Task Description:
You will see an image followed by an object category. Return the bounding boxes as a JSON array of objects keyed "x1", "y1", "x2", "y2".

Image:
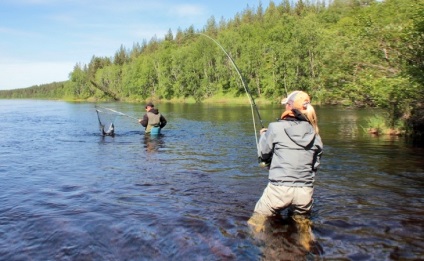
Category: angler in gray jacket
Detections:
[{"x1": 250, "y1": 91, "x2": 323, "y2": 221}]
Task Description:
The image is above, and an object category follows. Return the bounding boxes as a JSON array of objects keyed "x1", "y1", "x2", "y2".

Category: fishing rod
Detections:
[{"x1": 198, "y1": 33, "x2": 265, "y2": 148}]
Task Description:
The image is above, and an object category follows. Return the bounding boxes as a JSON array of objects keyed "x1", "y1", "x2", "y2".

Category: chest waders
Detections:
[{"x1": 146, "y1": 112, "x2": 161, "y2": 135}]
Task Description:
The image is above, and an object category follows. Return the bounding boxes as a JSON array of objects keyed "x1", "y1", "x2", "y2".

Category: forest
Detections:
[{"x1": 1, "y1": 0, "x2": 423, "y2": 136}]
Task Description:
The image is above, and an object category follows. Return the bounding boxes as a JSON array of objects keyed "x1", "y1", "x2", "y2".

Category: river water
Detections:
[{"x1": 0, "y1": 99, "x2": 423, "y2": 260}]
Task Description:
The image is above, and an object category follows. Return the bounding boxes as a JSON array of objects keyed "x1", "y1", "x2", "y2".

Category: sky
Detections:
[{"x1": 0, "y1": 0, "x2": 269, "y2": 90}]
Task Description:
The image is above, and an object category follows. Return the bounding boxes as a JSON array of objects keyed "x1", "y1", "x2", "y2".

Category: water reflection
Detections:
[
  {"x1": 142, "y1": 134, "x2": 165, "y2": 153},
  {"x1": 1, "y1": 100, "x2": 423, "y2": 260}
]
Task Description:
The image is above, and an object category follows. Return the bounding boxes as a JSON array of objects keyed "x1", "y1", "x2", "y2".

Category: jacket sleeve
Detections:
[
  {"x1": 140, "y1": 114, "x2": 148, "y2": 127},
  {"x1": 159, "y1": 115, "x2": 167, "y2": 128},
  {"x1": 312, "y1": 134, "x2": 324, "y2": 171},
  {"x1": 258, "y1": 125, "x2": 274, "y2": 161}
]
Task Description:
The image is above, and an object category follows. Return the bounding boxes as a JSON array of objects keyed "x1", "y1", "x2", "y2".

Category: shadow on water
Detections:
[{"x1": 248, "y1": 215, "x2": 324, "y2": 260}]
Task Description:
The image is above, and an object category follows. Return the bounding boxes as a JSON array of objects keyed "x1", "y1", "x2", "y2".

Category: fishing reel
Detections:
[{"x1": 258, "y1": 157, "x2": 272, "y2": 169}]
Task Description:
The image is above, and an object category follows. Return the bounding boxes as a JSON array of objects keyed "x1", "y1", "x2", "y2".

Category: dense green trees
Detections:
[
  {"x1": 0, "y1": 81, "x2": 67, "y2": 99},
  {"x1": 1, "y1": 0, "x2": 423, "y2": 135}
]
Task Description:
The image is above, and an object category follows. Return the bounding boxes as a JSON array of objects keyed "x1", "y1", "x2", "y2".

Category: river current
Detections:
[{"x1": 0, "y1": 99, "x2": 423, "y2": 260}]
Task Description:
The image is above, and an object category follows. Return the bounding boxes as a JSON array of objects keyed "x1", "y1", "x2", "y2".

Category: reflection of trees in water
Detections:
[
  {"x1": 337, "y1": 114, "x2": 360, "y2": 139},
  {"x1": 248, "y1": 214, "x2": 323, "y2": 260},
  {"x1": 143, "y1": 135, "x2": 165, "y2": 153}
]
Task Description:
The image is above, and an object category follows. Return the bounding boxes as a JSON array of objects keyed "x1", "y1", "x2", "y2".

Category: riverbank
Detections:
[{"x1": 85, "y1": 93, "x2": 280, "y2": 105}]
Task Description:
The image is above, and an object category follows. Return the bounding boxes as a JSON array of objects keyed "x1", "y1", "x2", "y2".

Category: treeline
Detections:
[
  {"x1": 0, "y1": 81, "x2": 67, "y2": 99},
  {"x1": 1, "y1": 0, "x2": 423, "y2": 134}
]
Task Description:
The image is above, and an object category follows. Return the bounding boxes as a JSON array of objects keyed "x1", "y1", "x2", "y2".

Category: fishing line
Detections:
[{"x1": 199, "y1": 33, "x2": 264, "y2": 148}]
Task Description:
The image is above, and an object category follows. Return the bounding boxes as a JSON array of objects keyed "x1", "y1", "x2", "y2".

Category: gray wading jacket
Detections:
[{"x1": 258, "y1": 119, "x2": 323, "y2": 187}]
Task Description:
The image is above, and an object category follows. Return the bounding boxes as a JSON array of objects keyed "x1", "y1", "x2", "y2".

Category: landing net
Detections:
[{"x1": 95, "y1": 106, "x2": 120, "y2": 136}]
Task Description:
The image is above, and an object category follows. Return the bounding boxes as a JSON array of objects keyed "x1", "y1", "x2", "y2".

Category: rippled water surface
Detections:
[{"x1": 0, "y1": 100, "x2": 423, "y2": 260}]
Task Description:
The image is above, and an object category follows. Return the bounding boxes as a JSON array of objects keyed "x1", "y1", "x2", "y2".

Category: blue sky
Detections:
[{"x1": 0, "y1": 0, "x2": 269, "y2": 90}]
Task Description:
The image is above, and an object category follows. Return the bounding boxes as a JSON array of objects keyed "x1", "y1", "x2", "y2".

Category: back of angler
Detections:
[{"x1": 138, "y1": 102, "x2": 167, "y2": 135}]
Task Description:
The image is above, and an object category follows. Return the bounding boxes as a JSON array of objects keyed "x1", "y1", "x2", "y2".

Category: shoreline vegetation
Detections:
[
  {"x1": 4, "y1": 93, "x2": 410, "y2": 137},
  {"x1": 1, "y1": 0, "x2": 423, "y2": 138}
]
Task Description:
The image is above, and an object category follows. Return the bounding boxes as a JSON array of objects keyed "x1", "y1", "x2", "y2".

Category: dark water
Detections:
[{"x1": 0, "y1": 100, "x2": 423, "y2": 260}]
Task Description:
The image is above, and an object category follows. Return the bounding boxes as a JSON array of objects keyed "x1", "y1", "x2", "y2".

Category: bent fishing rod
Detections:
[{"x1": 198, "y1": 33, "x2": 265, "y2": 148}]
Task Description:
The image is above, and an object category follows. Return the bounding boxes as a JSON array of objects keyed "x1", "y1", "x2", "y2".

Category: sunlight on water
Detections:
[{"x1": 0, "y1": 100, "x2": 422, "y2": 260}]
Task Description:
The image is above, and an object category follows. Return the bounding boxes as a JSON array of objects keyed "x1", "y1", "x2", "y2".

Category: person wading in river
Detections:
[
  {"x1": 138, "y1": 102, "x2": 167, "y2": 134},
  {"x1": 248, "y1": 90, "x2": 323, "y2": 250}
]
